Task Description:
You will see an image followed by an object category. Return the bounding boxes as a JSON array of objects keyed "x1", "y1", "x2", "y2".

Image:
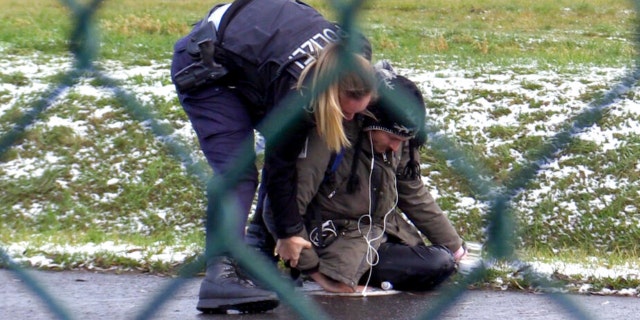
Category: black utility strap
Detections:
[{"x1": 216, "y1": 0, "x2": 254, "y2": 41}]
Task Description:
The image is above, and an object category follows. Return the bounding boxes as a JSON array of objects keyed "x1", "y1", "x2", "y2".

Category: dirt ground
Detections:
[{"x1": 1, "y1": 269, "x2": 638, "y2": 320}]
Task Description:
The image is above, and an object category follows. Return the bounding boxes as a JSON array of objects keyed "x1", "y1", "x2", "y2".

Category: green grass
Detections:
[{"x1": 0, "y1": 0, "x2": 636, "y2": 67}]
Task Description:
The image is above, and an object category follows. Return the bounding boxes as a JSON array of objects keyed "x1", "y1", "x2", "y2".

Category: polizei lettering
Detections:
[{"x1": 288, "y1": 28, "x2": 340, "y2": 71}]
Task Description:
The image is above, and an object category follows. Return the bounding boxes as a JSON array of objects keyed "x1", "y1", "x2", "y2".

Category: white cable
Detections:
[{"x1": 359, "y1": 132, "x2": 399, "y2": 295}]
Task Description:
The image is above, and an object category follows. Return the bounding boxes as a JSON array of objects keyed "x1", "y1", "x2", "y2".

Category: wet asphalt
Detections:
[{"x1": 1, "y1": 269, "x2": 638, "y2": 320}]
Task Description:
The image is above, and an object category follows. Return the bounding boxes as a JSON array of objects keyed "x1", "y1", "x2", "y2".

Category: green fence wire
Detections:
[{"x1": 1, "y1": 0, "x2": 639, "y2": 319}]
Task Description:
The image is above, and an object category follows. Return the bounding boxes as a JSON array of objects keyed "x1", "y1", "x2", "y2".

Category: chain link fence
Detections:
[{"x1": 1, "y1": 0, "x2": 639, "y2": 319}]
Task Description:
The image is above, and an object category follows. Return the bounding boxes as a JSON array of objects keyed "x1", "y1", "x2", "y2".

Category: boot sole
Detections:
[{"x1": 197, "y1": 297, "x2": 279, "y2": 314}]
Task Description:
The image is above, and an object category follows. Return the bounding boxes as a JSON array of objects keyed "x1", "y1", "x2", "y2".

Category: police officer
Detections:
[{"x1": 170, "y1": 0, "x2": 375, "y2": 313}]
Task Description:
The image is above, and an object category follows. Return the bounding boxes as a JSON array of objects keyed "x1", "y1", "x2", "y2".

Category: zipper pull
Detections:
[{"x1": 328, "y1": 190, "x2": 336, "y2": 199}]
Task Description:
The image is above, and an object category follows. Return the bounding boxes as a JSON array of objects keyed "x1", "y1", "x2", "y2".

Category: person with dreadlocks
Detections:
[{"x1": 257, "y1": 62, "x2": 467, "y2": 293}]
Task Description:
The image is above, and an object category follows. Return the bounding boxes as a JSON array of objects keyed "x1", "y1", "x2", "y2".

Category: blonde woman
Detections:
[{"x1": 170, "y1": 0, "x2": 375, "y2": 314}]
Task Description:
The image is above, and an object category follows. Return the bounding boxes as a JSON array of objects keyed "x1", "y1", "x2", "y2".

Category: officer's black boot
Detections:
[{"x1": 196, "y1": 256, "x2": 279, "y2": 314}]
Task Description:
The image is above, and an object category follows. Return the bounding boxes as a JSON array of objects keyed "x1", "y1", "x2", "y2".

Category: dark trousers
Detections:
[
  {"x1": 171, "y1": 43, "x2": 258, "y2": 240},
  {"x1": 368, "y1": 242, "x2": 456, "y2": 291}
]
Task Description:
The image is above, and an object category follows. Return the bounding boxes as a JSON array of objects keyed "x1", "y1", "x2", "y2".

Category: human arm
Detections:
[
  {"x1": 263, "y1": 76, "x2": 331, "y2": 269},
  {"x1": 264, "y1": 124, "x2": 312, "y2": 265},
  {"x1": 286, "y1": 127, "x2": 336, "y2": 271},
  {"x1": 396, "y1": 145, "x2": 464, "y2": 254},
  {"x1": 260, "y1": 76, "x2": 313, "y2": 240}
]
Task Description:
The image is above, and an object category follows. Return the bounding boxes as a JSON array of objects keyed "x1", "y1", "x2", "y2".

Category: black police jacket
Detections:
[{"x1": 215, "y1": 0, "x2": 341, "y2": 238}]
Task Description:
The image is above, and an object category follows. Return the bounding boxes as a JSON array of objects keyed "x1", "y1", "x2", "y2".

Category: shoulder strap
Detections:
[
  {"x1": 323, "y1": 148, "x2": 345, "y2": 182},
  {"x1": 329, "y1": 149, "x2": 345, "y2": 174},
  {"x1": 217, "y1": 0, "x2": 253, "y2": 40}
]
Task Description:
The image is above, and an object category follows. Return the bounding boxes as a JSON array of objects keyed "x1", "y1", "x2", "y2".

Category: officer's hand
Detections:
[{"x1": 275, "y1": 236, "x2": 311, "y2": 268}]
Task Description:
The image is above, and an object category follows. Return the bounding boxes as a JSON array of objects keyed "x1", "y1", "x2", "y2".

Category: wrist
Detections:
[
  {"x1": 276, "y1": 221, "x2": 304, "y2": 239},
  {"x1": 453, "y1": 246, "x2": 466, "y2": 261}
]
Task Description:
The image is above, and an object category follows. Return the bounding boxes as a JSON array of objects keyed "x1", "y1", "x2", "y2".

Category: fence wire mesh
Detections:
[{"x1": 1, "y1": 0, "x2": 639, "y2": 319}]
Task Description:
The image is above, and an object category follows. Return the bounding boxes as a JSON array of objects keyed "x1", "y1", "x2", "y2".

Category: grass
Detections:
[
  {"x1": 0, "y1": 0, "x2": 636, "y2": 66},
  {"x1": 1, "y1": 0, "x2": 640, "y2": 295}
]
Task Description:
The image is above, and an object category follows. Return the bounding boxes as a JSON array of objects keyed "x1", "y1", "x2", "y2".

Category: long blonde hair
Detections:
[{"x1": 297, "y1": 43, "x2": 376, "y2": 152}]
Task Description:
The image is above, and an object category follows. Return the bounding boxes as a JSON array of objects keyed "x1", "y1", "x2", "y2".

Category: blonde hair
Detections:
[{"x1": 297, "y1": 43, "x2": 376, "y2": 152}]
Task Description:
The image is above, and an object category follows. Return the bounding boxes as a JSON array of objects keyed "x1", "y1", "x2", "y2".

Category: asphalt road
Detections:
[{"x1": 1, "y1": 269, "x2": 638, "y2": 320}]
